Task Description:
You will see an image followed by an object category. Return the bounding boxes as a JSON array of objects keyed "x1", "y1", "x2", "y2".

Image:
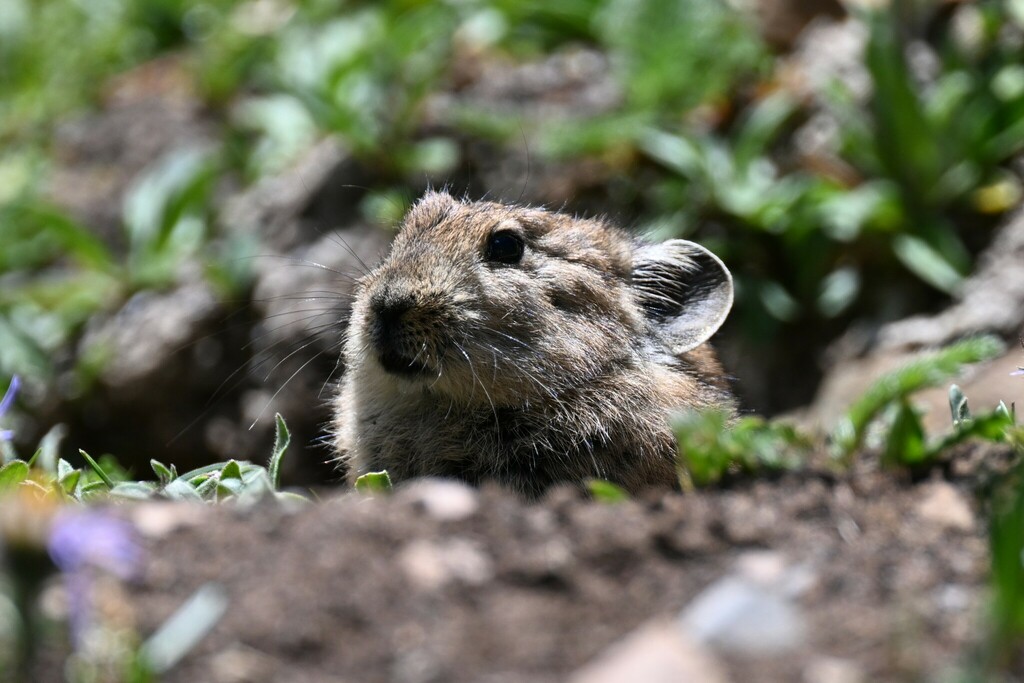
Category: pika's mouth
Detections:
[
  {"x1": 369, "y1": 318, "x2": 437, "y2": 377},
  {"x1": 376, "y1": 347, "x2": 432, "y2": 377}
]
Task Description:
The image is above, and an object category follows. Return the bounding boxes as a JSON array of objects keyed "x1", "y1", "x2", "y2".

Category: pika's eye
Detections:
[{"x1": 485, "y1": 231, "x2": 525, "y2": 264}]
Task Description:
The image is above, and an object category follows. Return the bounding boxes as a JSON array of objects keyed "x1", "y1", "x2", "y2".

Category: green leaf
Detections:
[
  {"x1": 80, "y1": 449, "x2": 115, "y2": 489},
  {"x1": 57, "y1": 457, "x2": 74, "y2": 482},
  {"x1": 219, "y1": 460, "x2": 242, "y2": 481},
  {"x1": 832, "y1": 336, "x2": 1005, "y2": 459},
  {"x1": 0, "y1": 460, "x2": 30, "y2": 491},
  {"x1": 354, "y1": 470, "x2": 393, "y2": 494},
  {"x1": 216, "y1": 477, "x2": 244, "y2": 500},
  {"x1": 733, "y1": 92, "x2": 797, "y2": 168},
  {"x1": 194, "y1": 476, "x2": 219, "y2": 500},
  {"x1": 949, "y1": 384, "x2": 971, "y2": 426},
  {"x1": 36, "y1": 424, "x2": 66, "y2": 475},
  {"x1": 986, "y1": 460, "x2": 1024, "y2": 655},
  {"x1": 882, "y1": 400, "x2": 927, "y2": 466},
  {"x1": 893, "y1": 234, "x2": 965, "y2": 294},
  {"x1": 674, "y1": 409, "x2": 808, "y2": 487},
  {"x1": 586, "y1": 479, "x2": 629, "y2": 503},
  {"x1": 179, "y1": 462, "x2": 244, "y2": 483},
  {"x1": 110, "y1": 481, "x2": 158, "y2": 500},
  {"x1": 57, "y1": 462, "x2": 81, "y2": 496},
  {"x1": 268, "y1": 413, "x2": 291, "y2": 490},
  {"x1": 274, "y1": 491, "x2": 311, "y2": 505},
  {"x1": 151, "y1": 459, "x2": 175, "y2": 485},
  {"x1": 163, "y1": 478, "x2": 203, "y2": 501},
  {"x1": 236, "y1": 470, "x2": 274, "y2": 505},
  {"x1": 8, "y1": 201, "x2": 116, "y2": 271}
]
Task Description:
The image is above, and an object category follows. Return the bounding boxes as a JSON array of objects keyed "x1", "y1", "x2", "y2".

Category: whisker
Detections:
[{"x1": 249, "y1": 348, "x2": 333, "y2": 430}]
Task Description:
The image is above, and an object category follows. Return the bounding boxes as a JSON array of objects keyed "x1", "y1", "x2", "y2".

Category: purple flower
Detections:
[
  {"x1": 47, "y1": 511, "x2": 140, "y2": 647},
  {"x1": 47, "y1": 511, "x2": 138, "y2": 578},
  {"x1": 0, "y1": 375, "x2": 18, "y2": 441}
]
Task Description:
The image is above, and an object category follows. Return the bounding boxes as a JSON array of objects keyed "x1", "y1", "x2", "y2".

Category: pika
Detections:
[{"x1": 332, "y1": 192, "x2": 734, "y2": 496}]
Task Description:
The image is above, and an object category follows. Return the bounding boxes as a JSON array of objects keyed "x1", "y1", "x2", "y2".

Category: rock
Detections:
[
  {"x1": 734, "y1": 550, "x2": 818, "y2": 597},
  {"x1": 680, "y1": 567, "x2": 808, "y2": 655},
  {"x1": 398, "y1": 478, "x2": 480, "y2": 522},
  {"x1": 209, "y1": 644, "x2": 279, "y2": 683},
  {"x1": 914, "y1": 482, "x2": 975, "y2": 532},
  {"x1": 568, "y1": 620, "x2": 730, "y2": 683},
  {"x1": 803, "y1": 656, "x2": 864, "y2": 683},
  {"x1": 79, "y1": 284, "x2": 221, "y2": 391},
  {"x1": 219, "y1": 138, "x2": 359, "y2": 251},
  {"x1": 754, "y1": 0, "x2": 845, "y2": 50},
  {"x1": 398, "y1": 538, "x2": 494, "y2": 591},
  {"x1": 130, "y1": 502, "x2": 206, "y2": 539},
  {"x1": 785, "y1": 18, "x2": 871, "y2": 103}
]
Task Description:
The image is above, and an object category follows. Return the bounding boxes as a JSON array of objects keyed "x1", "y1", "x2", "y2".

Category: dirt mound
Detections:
[{"x1": 122, "y1": 449, "x2": 1001, "y2": 683}]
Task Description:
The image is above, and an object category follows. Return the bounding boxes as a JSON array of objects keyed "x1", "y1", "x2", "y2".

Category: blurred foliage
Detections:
[
  {"x1": 0, "y1": 413, "x2": 304, "y2": 504},
  {"x1": 674, "y1": 408, "x2": 810, "y2": 487},
  {"x1": 1, "y1": 0, "x2": 1023, "y2": 413},
  {"x1": 674, "y1": 335, "x2": 1017, "y2": 486}
]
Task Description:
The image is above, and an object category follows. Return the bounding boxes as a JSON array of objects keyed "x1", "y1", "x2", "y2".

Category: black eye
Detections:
[{"x1": 485, "y1": 231, "x2": 525, "y2": 264}]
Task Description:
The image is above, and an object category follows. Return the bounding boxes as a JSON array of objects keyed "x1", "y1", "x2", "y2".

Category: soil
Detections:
[{"x1": 119, "y1": 445, "x2": 1010, "y2": 683}]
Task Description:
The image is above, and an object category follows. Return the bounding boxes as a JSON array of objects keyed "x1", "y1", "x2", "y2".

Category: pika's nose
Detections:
[
  {"x1": 367, "y1": 291, "x2": 428, "y2": 376},
  {"x1": 369, "y1": 293, "x2": 414, "y2": 334}
]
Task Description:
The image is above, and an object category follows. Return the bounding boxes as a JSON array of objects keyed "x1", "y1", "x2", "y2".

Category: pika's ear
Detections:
[{"x1": 632, "y1": 239, "x2": 733, "y2": 352}]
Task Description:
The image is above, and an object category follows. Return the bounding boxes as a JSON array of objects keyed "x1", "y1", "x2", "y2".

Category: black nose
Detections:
[
  {"x1": 371, "y1": 295, "x2": 413, "y2": 335},
  {"x1": 368, "y1": 293, "x2": 428, "y2": 375},
  {"x1": 370, "y1": 294, "x2": 409, "y2": 325}
]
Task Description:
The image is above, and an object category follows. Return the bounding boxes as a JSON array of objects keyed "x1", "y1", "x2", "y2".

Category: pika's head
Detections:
[{"x1": 346, "y1": 192, "x2": 733, "y2": 406}]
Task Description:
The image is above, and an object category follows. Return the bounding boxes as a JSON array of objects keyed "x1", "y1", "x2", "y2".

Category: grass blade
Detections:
[{"x1": 268, "y1": 413, "x2": 291, "y2": 490}]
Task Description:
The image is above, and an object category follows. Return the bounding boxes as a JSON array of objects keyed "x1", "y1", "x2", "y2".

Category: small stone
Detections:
[
  {"x1": 209, "y1": 644, "x2": 278, "y2": 683},
  {"x1": 734, "y1": 551, "x2": 788, "y2": 585},
  {"x1": 914, "y1": 482, "x2": 974, "y2": 532},
  {"x1": 935, "y1": 584, "x2": 972, "y2": 613},
  {"x1": 400, "y1": 478, "x2": 480, "y2": 522},
  {"x1": 803, "y1": 656, "x2": 864, "y2": 683},
  {"x1": 399, "y1": 538, "x2": 494, "y2": 591},
  {"x1": 734, "y1": 551, "x2": 817, "y2": 598},
  {"x1": 568, "y1": 620, "x2": 730, "y2": 683},
  {"x1": 130, "y1": 502, "x2": 205, "y2": 538},
  {"x1": 680, "y1": 575, "x2": 807, "y2": 655}
]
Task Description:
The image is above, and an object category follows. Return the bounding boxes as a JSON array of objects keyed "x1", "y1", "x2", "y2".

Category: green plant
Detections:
[
  {"x1": 353, "y1": 470, "x2": 393, "y2": 494},
  {"x1": 585, "y1": 478, "x2": 629, "y2": 503},
  {"x1": 674, "y1": 409, "x2": 809, "y2": 488},
  {"x1": 674, "y1": 335, "x2": 1013, "y2": 487},
  {"x1": 0, "y1": 413, "x2": 304, "y2": 505},
  {"x1": 831, "y1": 335, "x2": 1006, "y2": 462}
]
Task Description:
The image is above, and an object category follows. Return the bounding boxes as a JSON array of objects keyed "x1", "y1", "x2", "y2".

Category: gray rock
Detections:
[
  {"x1": 680, "y1": 555, "x2": 810, "y2": 655},
  {"x1": 399, "y1": 538, "x2": 494, "y2": 591},
  {"x1": 398, "y1": 478, "x2": 481, "y2": 522},
  {"x1": 569, "y1": 620, "x2": 730, "y2": 683},
  {"x1": 914, "y1": 482, "x2": 975, "y2": 532}
]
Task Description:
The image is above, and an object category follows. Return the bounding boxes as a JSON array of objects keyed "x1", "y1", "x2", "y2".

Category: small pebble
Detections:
[
  {"x1": 680, "y1": 573, "x2": 807, "y2": 655},
  {"x1": 400, "y1": 478, "x2": 480, "y2": 521},
  {"x1": 568, "y1": 620, "x2": 730, "y2": 683},
  {"x1": 914, "y1": 482, "x2": 974, "y2": 532},
  {"x1": 130, "y1": 502, "x2": 205, "y2": 538},
  {"x1": 803, "y1": 656, "x2": 864, "y2": 683},
  {"x1": 399, "y1": 538, "x2": 494, "y2": 591}
]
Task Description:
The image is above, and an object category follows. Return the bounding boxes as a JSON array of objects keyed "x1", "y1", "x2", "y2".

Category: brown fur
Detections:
[{"x1": 332, "y1": 192, "x2": 734, "y2": 496}]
